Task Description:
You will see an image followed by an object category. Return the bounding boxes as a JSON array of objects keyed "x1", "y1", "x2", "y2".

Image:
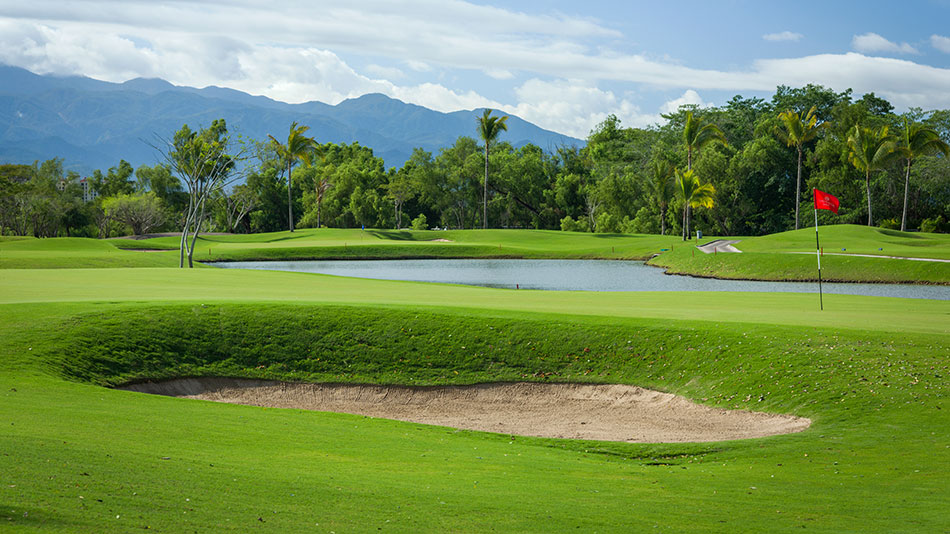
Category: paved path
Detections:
[{"x1": 697, "y1": 239, "x2": 742, "y2": 253}]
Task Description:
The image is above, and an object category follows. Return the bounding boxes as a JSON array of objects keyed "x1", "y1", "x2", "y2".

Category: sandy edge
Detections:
[{"x1": 121, "y1": 378, "x2": 810, "y2": 443}]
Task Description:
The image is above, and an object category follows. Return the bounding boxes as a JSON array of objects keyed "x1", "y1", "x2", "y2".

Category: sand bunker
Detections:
[{"x1": 121, "y1": 379, "x2": 810, "y2": 443}]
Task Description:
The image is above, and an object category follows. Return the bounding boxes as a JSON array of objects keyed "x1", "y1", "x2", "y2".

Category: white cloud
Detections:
[
  {"x1": 762, "y1": 31, "x2": 803, "y2": 42},
  {"x1": 390, "y1": 83, "x2": 504, "y2": 114},
  {"x1": 365, "y1": 64, "x2": 406, "y2": 80},
  {"x1": 659, "y1": 90, "x2": 709, "y2": 114},
  {"x1": 750, "y1": 53, "x2": 950, "y2": 110},
  {"x1": 484, "y1": 68, "x2": 515, "y2": 80},
  {"x1": 932, "y1": 34, "x2": 950, "y2": 54},
  {"x1": 5, "y1": 3, "x2": 950, "y2": 138},
  {"x1": 406, "y1": 60, "x2": 432, "y2": 72},
  {"x1": 852, "y1": 32, "x2": 918, "y2": 55},
  {"x1": 502, "y1": 79, "x2": 664, "y2": 138}
]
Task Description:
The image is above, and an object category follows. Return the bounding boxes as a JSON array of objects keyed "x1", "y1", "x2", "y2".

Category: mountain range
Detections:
[{"x1": 0, "y1": 66, "x2": 582, "y2": 174}]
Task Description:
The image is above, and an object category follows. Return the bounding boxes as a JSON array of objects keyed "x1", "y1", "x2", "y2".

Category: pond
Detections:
[{"x1": 208, "y1": 259, "x2": 949, "y2": 300}]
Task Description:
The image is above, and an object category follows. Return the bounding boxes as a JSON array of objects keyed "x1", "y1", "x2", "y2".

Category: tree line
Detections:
[{"x1": 2, "y1": 84, "x2": 949, "y2": 250}]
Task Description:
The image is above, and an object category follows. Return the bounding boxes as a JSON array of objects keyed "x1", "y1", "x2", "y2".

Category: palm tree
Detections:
[
  {"x1": 675, "y1": 168, "x2": 715, "y2": 241},
  {"x1": 847, "y1": 125, "x2": 897, "y2": 227},
  {"x1": 775, "y1": 106, "x2": 826, "y2": 230},
  {"x1": 268, "y1": 122, "x2": 317, "y2": 232},
  {"x1": 683, "y1": 111, "x2": 727, "y2": 171},
  {"x1": 681, "y1": 111, "x2": 726, "y2": 239},
  {"x1": 648, "y1": 159, "x2": 674, "y2": 235},
  {"x1": 476, "y1": 109, "x2": 508, "y2": 229},
  {"x1": 894, "y1": 118, "x2": 949, "y2": 231}
]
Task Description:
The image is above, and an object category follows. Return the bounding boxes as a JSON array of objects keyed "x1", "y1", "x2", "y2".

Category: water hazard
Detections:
[{"x1": 208, "y1": 259, "x2": 949, "y2": 300}]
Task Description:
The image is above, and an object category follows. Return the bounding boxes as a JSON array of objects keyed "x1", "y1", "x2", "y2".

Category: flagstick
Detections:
[{"x1": 814, "y1": 204, "x2": 823, "y2": 311}]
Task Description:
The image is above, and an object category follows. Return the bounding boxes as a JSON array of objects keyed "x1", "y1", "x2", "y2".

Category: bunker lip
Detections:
[{"x1": 121, "y1": 378, "x2": 811, "y2": 443}]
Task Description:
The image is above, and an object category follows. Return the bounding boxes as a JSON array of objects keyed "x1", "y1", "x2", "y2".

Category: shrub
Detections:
[
  {"x1": 411, "y1": 214, "x2": 428, "y2": 231},
  {"x1": 559, "y1": 216, "x2": 589, "y2": 232},
  {"x1": 878, "y1": 218, "x2": 900, "y2": 230},
  {"x1": 920, "y1": 215, "x2": 948, "y2": 233}
]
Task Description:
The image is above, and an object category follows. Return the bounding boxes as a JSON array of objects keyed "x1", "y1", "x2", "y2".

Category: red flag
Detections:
[{"x1": 814, "y1": 189, "x2": 839, "y2": 214}]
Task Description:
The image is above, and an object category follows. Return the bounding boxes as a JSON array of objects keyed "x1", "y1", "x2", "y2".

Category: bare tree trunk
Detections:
[
  {"x1": 179, "y1": 194, "x2": 194, "y2": 268},
  {"x1": 865, "y1": 171, "x2": 873, "y2": 226},
  {"x1": 660, "y1": 205, "x2": 666, "y2": 236},
  {"x1": 901, "y1": 160, "x2": 911, "y2": 232},
  {"x1": 187, "y1": 196, "x2": 206, "y2": 268}
]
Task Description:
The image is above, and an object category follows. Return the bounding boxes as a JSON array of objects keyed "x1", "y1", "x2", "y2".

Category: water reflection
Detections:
[{"x1": 208, "y1": 259, "x2": 949, "y2": 300}]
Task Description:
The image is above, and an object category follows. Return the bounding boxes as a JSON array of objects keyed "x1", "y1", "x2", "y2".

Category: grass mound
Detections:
[
  {"x1": 52, "y1": 303, "x2": 944, "y2": 422},
  {"x1": 650, "y1": 225, "x2": 950, "y2": 283}
]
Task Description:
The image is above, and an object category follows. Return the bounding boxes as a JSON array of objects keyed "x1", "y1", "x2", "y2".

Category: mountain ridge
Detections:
[{"x1": 0, "y1": 66, "x2": 582, "y2": 173}]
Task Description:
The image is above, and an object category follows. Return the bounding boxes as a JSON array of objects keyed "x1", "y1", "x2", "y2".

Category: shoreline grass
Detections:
[{"x1": 3, "y1": 225, "x2": 948, "y2": 284}]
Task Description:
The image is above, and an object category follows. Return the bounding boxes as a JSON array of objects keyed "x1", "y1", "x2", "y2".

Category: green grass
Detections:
[
  {"x1": 1, "y1": 268, "x2": 947, "y2": 334},
  {"x1": 1, "y1": 228, "x2": 948, "y2": 532},
  {"x1": 650, "y1": 225, "x2": 950, "y2": 284},
  {"x1": 1, "y1": 294, "x2": 948, "y2": 532},
  {"x1": 5, "y1": 226, "x2": 948, "y2": 284},
  {"x1": 0, "y1": 237, "x2": 179, "y2": 268}
]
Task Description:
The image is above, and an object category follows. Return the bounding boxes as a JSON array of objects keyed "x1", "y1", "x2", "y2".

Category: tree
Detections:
[
  {"x1": 648, "y1": 159, "x2": 675, "y2": 235},
  {"x1": 385, "y1": 168, "x2": 416, "y2": 229},
  {"x1": 683, "y1": 111, "x2": 728, "y2": 171},
  {"x1": 681, "y1": 111, "x2": 726, "y2": 239},
  {"x1": 675, "y1": 168, "x2": 715, "y2": 241},
  {"x1": 102, "y1": 192, "x2": 166, "y2": 235},
  {"x1": 895, "y1": 117, "x2": 950, "y2": 231},
  {"x1": 775, "y1": 105, "x2": 827, "y2": 230},
  {"x1": 847, "y1": 125, "x2": 897, "y2": 226},
  {"x1": 222, "y1": 184, "x2": 258, "y2": 232},
  {"x1": 158, "y1": 119, "x2": 239, "y2": 268},
  {"x1": 90, "y1": 160, "x2": 135, "y2": 198},
  {"x1": 268, "y1": 122, "x2": 317, "y2": 232},
  {"x1": 476, "y1": 109, "x2": 508, "y2": 229}
]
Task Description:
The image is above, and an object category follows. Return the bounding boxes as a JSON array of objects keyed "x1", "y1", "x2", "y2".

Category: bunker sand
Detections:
[{"x1": 123, "y1": 378, "x2": 810, "y2": 443}]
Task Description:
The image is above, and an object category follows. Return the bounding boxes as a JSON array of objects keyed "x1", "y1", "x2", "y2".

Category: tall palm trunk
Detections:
[
  {"x1": 660, "y1": 205, "x2": 666, "y2": 236},
  {"x1": 901, "y1": 160, "x2": 911, "y2": 231},
  {"x1": 795, "y1": 146, "x2": 802, "y2": 230},
  {"x1": 287, "y1": 162, "x2": 294, "y2": 232},
  {"x1": 685, "y1": 149, "x2": 692, "y2": 240},
  {"x1": 483, "y1": 145, "x2": 488, "y2": 230},
  {"x1": 682, "y1": 205, "x2": 688, "y2": 241},
  {"x1": 865, "y1": 171, "x2": 873, "y2": 226}
]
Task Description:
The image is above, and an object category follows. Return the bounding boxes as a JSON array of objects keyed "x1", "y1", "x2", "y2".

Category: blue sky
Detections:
[{"x1": 2, "y1": 0, "x2": 950, "y2": 138}]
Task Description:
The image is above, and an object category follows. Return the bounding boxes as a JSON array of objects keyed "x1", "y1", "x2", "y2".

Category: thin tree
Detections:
[
  {"x1": 895, "y1": 117, "x2": 949, "y2": 231},
  {"x1": 648, "y1": 159, "x2": 674, "y2": 235},
  {"x1": 775, "y1": 105, "x2": 826, "y2": 230},
  {"x1": 476, "y1": 109, "x2": 508, "y2": 229},
  {"x1": 268, "y1": 122, "x2": 317, "y2": 232},
  {"x1": 675, "y1": 168, "x2": 715, "y2": 241},
  {"x1": 681, "y1": 111, "x2": 726, "y2": 239},
  {"x1": 155, "y1": 120, "x2": 240, "y2": 268},
  {"x1": 847, "y1": 125, "x2": 897, "y2": 227}
]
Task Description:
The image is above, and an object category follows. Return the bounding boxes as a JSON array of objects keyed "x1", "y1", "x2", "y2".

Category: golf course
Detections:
[{"x1": 1, "y1": 226, "x2": 948, "y2": 532}]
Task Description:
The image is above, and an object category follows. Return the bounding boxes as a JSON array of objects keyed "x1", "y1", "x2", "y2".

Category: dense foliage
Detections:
[{"x1": 2, "y1": 85, "x2": 948, "y2": 238}]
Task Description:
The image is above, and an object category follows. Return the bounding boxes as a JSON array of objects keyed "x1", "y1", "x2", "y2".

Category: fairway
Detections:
[{"x1": 1, "y1": 231, "x2": 948, "y2": 533}]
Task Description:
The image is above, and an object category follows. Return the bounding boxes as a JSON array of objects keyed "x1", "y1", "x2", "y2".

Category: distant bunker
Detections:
[{"x1": 122, "y1": 379, "x2": 811, "y2": 443}]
